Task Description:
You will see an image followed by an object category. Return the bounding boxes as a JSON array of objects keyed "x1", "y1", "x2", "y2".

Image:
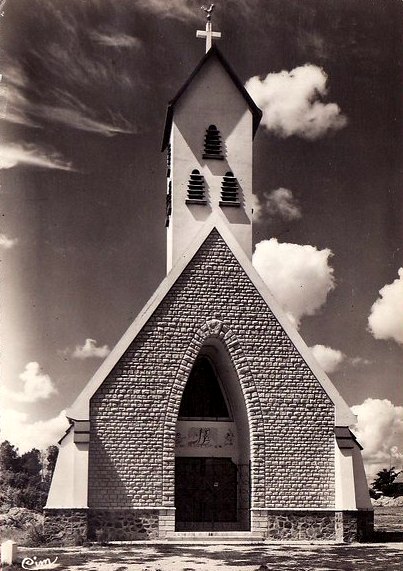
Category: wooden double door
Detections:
[{"x1": 175, "y1": 457, "x2": 238, "y2": 530}]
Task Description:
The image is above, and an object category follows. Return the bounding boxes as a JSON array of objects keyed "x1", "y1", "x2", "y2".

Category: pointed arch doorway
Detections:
[{"x1": 175, "y1": 341, "x2": 251, "y2": 531}]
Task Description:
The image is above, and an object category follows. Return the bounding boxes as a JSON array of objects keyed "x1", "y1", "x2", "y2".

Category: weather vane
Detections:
[
  {"x1": 196, "y1": 4, "x2": 222, "y2": 53},
  {"x1": 201, "y1": 4, "x2": 215, "y2": 21}
]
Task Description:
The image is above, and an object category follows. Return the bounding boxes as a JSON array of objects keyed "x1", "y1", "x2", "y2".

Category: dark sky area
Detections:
[{"x1": 0, "y1": 0, "x2": 402, "y2": 469}]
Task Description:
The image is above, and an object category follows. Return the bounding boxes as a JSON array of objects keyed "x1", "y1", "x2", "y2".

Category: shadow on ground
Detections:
[
  {"x1": 371, "y1": 530, "x2": 403, "y2": 542},
  {"x1": 14, "y1": 542, "x2": 403, "y2": 571}
]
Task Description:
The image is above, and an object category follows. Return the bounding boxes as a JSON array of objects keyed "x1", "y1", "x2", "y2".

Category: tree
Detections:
[
  {"x1": 371, "y1": 467, "x2": 400, "y2": 497},
  {"x1": 0, "y1": 440, "x2": 20, "y2": 473},
  {"x1": 0, "y1": 441, "x2": 22, "y2": 511},
  {"x1": 0, "y1": 441, "x2": 60, "y2": 512},
  {"x1": 44, "y1": 445, "x2": 59, "y2": 483}
]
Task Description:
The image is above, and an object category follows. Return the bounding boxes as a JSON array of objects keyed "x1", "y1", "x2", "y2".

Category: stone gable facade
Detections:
[{"x1": 89, "y1": 230, "x2": 335, "y2": 513}]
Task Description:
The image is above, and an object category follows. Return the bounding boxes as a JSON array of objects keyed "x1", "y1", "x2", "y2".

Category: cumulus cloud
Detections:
[
  {"x1": 0, "y1": 233, "x2": 18, "y2": 249},
  {"x1": 3, "y1": 362, "x2": 57, "y2": 403},
  {"x1": 71, "y1": 338, "x2": 110, "y2": 360},
  {"x1": 245, "y1": 64, "x2": 347, "y2": 140},
  {"x1": 252, "y1": 239, "x2": 335, "y2": 327},
  {"x1": 0, "y1": 143, "x2": 73, "y2": 171},
  {"x1": 351, "y1": 399, "x2": 403, "y2": 482},
  {"x1": 310, "y1": 344, "x2": 345, "y2": 374},
  {"x1": 0, "y1": 409, "x2": 70, "y2": 453},
  {"x1": 90, "y1": 31, "x2": 143, "y2": 49},
  {"x1": 254, "y1": 188, "x2": 301, "y2": 223},
  {"x1": 368, "y1": 268, "x2": 403, "y2": 345}
]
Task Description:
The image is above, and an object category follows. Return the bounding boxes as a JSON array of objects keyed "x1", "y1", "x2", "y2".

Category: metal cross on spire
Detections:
[{"x1": 196, "y1": 4, "x2": 222, "y2": 53}]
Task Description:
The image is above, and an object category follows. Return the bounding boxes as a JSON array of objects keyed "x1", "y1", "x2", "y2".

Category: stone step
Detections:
[{"x1": 165, "y1": 531, "x2": 265, "y2": 543}]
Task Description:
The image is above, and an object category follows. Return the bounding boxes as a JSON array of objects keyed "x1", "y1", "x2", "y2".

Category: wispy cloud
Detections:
[
  {"x1": 37, "y1": 98, "x2": 134, "y2": 136},
  {"x1": 350, "y1": 356, "x2": 372, "y2": 367},
  {"x1": 1, "y1": 0, "x2": 140, "y2": 137},
  {"x1": 2, "y1": 362, "x2": 58, "y2": 403},
  {"x1": 135, "y1": 0, "x2": 259, "y2": 21},
  {"x1": 135, "y1": 0, "x2": 198, "y2": 20},
  {"x1": 254, "y1": 188, "x2": 301, "y2": 223},
  {"x1": 0, "y1": 233, "x2": 18, "y2": 249},
  {"x1": 2, "y1": 63, "x2": 136, "y2": 136},
  {"x1": 0, "y1": 143, "x2": 73, "y2": 171},
  {"x1": 253, "y1": 239, "x2": 335, "y2": 328},
  {"x1": 90, "y1": 31, "x2": 143, "y2": 49},
  {"x1": 0, "y1": 72, "x2": 38, "y2": 127},
  {"x1": 246, "y1": 64, "x2": 347, "y2": 140}
]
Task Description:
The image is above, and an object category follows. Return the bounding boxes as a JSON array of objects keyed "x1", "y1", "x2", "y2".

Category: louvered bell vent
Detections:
[
  {"x1": 203, "y1": 125, "x2": 224, "y2": 159},
  {"x1": 186, "y1": 169, "x2": 206, "y2": 204},
  {"x1": 220, "y1": 171, "x2": 240, "y2": 206},
  {"x1": 166, "y1": 143, "x2": 171, "y2": 178}
]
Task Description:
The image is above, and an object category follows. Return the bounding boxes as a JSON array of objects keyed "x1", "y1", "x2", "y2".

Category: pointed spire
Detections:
[{"x1": 196, "y1": 4, "x2": 222, "y2": 53}]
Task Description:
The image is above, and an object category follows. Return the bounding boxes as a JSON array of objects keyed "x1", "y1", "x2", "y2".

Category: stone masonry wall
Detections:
[
  {"x1": 88, "y1": 509, "x2": 158, "y2": 541},
  {"x1": 44, "y1": 509, "x2": 88, "y2": 545},
  {"x1": 89, "y1": 229, "x2": 335, "y2": 510},
  {"x1": 264, "y1": 511, "x2": 336, "y2": 541}
]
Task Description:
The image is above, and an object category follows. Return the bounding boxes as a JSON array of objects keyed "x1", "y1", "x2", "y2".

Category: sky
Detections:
[{"x1": 0, "y1": 0, "x2": 402, "y2": 482}]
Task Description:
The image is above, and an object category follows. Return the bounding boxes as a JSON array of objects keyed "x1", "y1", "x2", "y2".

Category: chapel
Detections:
[{"x1": 45, "y1": 13, "x2": 373, "y2": 543}]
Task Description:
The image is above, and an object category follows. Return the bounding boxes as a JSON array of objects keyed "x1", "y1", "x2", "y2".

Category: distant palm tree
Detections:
[{"x1": 371, "y1": 467, "x2": 401, "y2": 497}]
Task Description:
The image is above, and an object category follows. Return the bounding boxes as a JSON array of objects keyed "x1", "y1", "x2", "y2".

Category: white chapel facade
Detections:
[{"x1": 45, "y1": 20, "x2": 373, "y2": 542}]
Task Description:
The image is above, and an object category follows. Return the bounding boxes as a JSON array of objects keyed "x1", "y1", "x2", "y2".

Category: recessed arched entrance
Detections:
[{"x1": 175, "y1": 341, "x2": 250, "y2": 531}]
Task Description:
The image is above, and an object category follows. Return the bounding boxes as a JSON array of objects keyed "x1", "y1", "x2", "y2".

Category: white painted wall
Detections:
[
  {"x1": 352, "y1": 444, "x2": 373, "y2": 509},
  {"x1": 45, "y1": 428, "x2": 89, "y2": 508},
  {"x1": 335, "y1": 444, "x2": 357, "y2": 510},
  {"x1": 335, "y1": 439, "x2": 373, "y2": 511}
]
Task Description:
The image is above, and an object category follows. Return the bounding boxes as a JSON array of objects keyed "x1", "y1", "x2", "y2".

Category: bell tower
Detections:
[{"x1": 162, "y1": 9, "x2": 262, "y2": 273}]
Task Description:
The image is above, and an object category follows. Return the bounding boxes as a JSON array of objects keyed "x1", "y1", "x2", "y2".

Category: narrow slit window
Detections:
[
  {"x1": 203, "y1": 125, "x2": 224, "y2": 159},
  {"x1": 186, "y1": 169, "x2": 206, "y2": 204},
  {"x1": 220, "y1": 171, "x2": 240, "y2": 206}
]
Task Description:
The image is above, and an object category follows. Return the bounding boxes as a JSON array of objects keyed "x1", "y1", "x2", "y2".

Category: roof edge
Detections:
[{"x1": 161, "y1": 45, "x2": 262, "y2": 151}]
